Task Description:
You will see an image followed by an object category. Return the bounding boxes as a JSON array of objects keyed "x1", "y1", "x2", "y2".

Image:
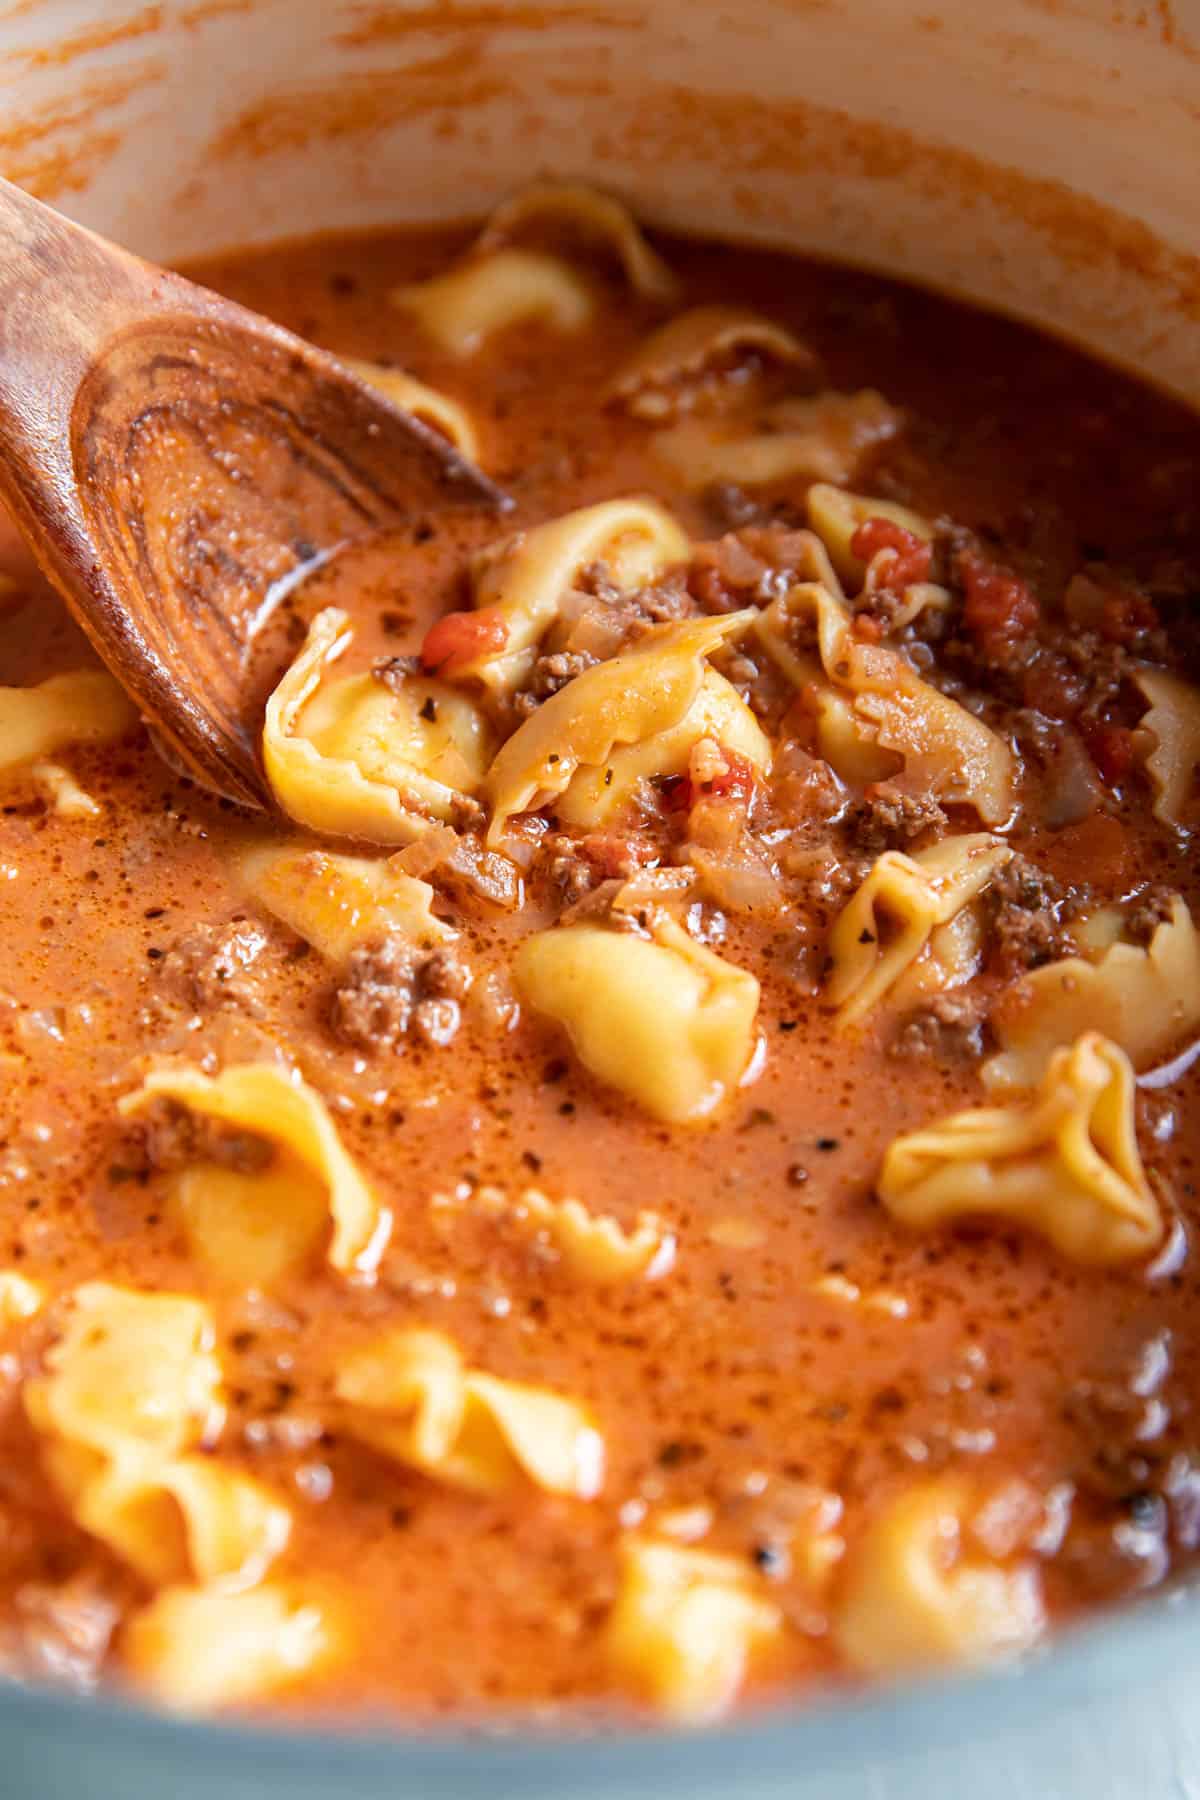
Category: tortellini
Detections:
[
  {"x1": 392, "y1": 248, "x2": 595, "y2": 356},
  {"x1": 263, "y1": 608, "x2": 493, "y2": 845},
  {"x1": 486, "y1": 610, "x2": 755, "y2": 844},
  {"x1": 878, "y1": 1032, "x2": 1163, "y2": 1266},
  {"x1": 1132, "y1": 667, "x2": 1200, "y2": 829},
  {"x1": 340, "y1": 356, "x2": 480, "y2": 462},
  {"x1": 474, "y1": 181, "x2": 680, "y2": 302},
  {"x1": 835, "y1": 1481, "x2": 1045, "y2": 1676},
  {"x1": 556, "y1": 667, "x2": 770, "y2": 829},
  {"x1": 335, "y1": 1327, "x2": 604, "y2": 1498},
  {"x1": 238, "y1": 843, "x2": 453, "y2": 967},
  {"x1": 609, "y1": 305, "x2": 815, "y2": 420},
  {"x1": 514, "y1": 912, "x2": 759, "y2": 1124},
  {"x1": 125, "y1": 1583, "x2": 336, "y2": 1712},
  {"x1": 607, "y1": 1538, "x2": 781, "y2": 1722},
  {"x1": 0, "y1": 669, "x2": 135, "y2": 774},
  {"x1": 826, "y1": 835, "x2": 1011, "y2": 1026},
  {"x1": 394, "y1": 178, "x2": 678, "y2": 355},
  {"x1": 25, "y1": 1283, "x2": 289, "y2": 1587},
  {"x1": 652, "y1": 390, "x2": 902, "y2": 490},
  {"x1": 466, "y1": 1185, "x2": 675, "y2": 1285},
  {"x1": 449, "y1": 498, "x2": 690, "y2": 697},
  {"x1": 119, "y1": 1063, "x2": 391, "y2": 1283},
  {"x1": 986, "y1": 895, "x2": 1200, "y2": 1089},
  {"x1": 892, "y1": 903, "x2": 986, "y2": 1009},
  {"x1": 849, "y1": 642, "x2": 1015, "y2": 823},
  {"x1": 756, "y1": 579, "x2": 1015, "y2": 822}
]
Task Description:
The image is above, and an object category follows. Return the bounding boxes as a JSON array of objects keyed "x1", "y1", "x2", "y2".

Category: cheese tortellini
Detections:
[
  {"x1": 607, "y1": 1538, "x2": 781, "y2": 1722},
  {"x1": 126, "y1": 1583, "x2": 338, "y2": 1712},
  {"x1": 756, "y1": 575, "x2": 1015, "y2": 822},
  {"x1": 465, "y1": 1185, "x2": 675, "y2": 1285},
  {"x1": 609, "y1": 305, "x2": 815, "y2": 420},
  {"x1": 394, "y1": 181, "x2": 677, "y2": 356},
  {"x1": 556, "y1": 666, "x2": 770, "y2": 829},
  {"x1": 238, "y1": 843, "x2": 453, "y2": 967},
  {"x1": 835, "y1": 1481, "x2": 1045, "y2": 1676},
  {"x1": 450, "y1": 498, "x2": 690, "y2": 697},
  {"x1": 25, "y1": 1283, "x2": 289, "y2": 1587},
  {"x1": 826, "y1": 835, "x2": 1011, "y2": 1026},
  {"x1": 473, "y1": 181, "x2": 680, "y2": 304},
  {"x1": 986, "y1": 895, "x2": 1200, "y2": 1089},
  {"x1": 340, "y1": 356, "x2": 480, "y2": 462},
  {"x1": 878, "y1": 1032, "x2": 1163, "y2": 1266},
  {"x1": 392, "y1": 249, "x2": 595, "y2": 357},
  {"x1": 515, "y1": 913, "x2": 760, "y2": 1124},
  {"x1": 335, "y1": 1327, "x2": 604, "y2": 1499},
  {"x1": 0, "y1": 669, "x2": 136, "y2": 775},
  {"x1": 652, "y1": 390, "x2": 902, "y2": 490},
  {"x1": 1133, "y1": 667, "x2": 1200, "y2": 829},
  {"x1": 119, "y1": 1063, "x2": 391, "y2": 1283},
  {"x1": 487, "y1": 610, "x2": 755, "y2": 844},
  {"x1": 263, "y1": 608, "x2": 493, "y2": 845}
]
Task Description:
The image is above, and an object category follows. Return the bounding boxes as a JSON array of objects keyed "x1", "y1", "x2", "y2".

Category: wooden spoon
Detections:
[{"x1": 0, "y1": 177, "x2": 510, "y2": 808}]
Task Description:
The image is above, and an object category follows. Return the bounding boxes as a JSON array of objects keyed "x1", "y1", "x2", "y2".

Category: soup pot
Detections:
[{"x1": 2, "y1": 1, "x2": 1200, "y2": 1794}]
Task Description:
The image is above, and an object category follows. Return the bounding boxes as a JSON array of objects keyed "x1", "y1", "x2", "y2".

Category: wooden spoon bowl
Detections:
[{"x1": 0, "y1": 178, "x2": 509, "y2": 808}]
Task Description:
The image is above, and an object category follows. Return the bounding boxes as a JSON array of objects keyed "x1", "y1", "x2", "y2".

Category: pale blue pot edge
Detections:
[{"x1": 1, "y1": 1583, "x2": 1195, "y2": 1799}]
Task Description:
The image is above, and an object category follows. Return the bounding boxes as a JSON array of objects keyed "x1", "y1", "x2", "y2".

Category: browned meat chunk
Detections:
[
  {"x1": 844, "y1": 784, "x2": 947, "y2": 855},
  {"x1": 889, "y1": 992, "x2": 986, "y2": 1062},
  {"x1": 986, "y1": 854, "x2": 1071, "y2": 974},
  {"x1": 156, "y1": 920, "x2": 268, "y2": 1016},
  {"x1": 330, "y1": 937, "x2": 472, "y2": 1053},
  {"x1": 1125, "y1": 884, "x2": 1177, "y2": 947},
  {"x1": 512, "y1": 650, "x2": 599, "y2": 717}
]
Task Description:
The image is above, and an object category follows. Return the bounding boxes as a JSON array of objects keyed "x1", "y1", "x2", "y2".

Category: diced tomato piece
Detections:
[
  {"x1": 850, "y1": 517, "x2": 932, "y2": 588},
  {"x1": 702, "y1": 748, "x2": 757, "y2": 801},
  {"x1": 661, "y1": 746, "x2": 757, "y2": 813},
  {"x1": 1085, "y1": 723, "x2": 1136, "y2": 786},
  {"x1": 959, "y1": 551, "x2": 1040, "y2": 662},
  {"x1": 420, "y1": 605, "x2": 509, "y2": 674}
]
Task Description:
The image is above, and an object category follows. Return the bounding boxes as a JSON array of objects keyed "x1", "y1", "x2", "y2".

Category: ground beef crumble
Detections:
[
  {"x1": 844, "y1": 783, "x2": 947, "y2": 855},
  {"x1": 372, "y1": 654, "x2": 422, "y2": 692},
  {"x1": 985, "y1": 854, "x2": 1072, "y2": 975},
  {"x1": 330, "y1": 938, "x2": 472, "y2": 1053},
  {"x1": 156, "y1": 921, "x2": 268, "y2": 1015},
  {"x1": 889, "y1": 992, "x2": 986, "y2": 1062},
  {"x1": 512, "y1": 650, "x2": 598, "y2": 718},
  {"x1": 1125, "y1": 884, "x2": 1177, "y2": 946}
]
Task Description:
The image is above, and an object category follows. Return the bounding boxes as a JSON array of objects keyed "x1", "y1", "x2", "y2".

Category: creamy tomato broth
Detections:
[{"x1": 1, "y1": 192, "x2": 1200, "y2": 1722}]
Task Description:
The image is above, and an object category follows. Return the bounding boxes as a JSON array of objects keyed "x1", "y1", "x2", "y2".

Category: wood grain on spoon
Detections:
[{"x1": 0, "y1": 178, "x2": 510, "y2": 808}]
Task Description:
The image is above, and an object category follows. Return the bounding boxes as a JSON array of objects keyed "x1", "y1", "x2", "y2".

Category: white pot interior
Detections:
[{"x1": 1, "y1": 0, "x2": 1199, "y2": 404}]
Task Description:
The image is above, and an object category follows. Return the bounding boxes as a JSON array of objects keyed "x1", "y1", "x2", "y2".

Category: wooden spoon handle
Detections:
[
  {"x1": 0, "y1": 179, "x2": 167, "y2": 617},
  {"x1": 0, "y1": 179, "x2": 507, "y2": 807}
]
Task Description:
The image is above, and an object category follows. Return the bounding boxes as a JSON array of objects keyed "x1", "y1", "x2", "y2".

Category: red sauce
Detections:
[{"x1": 0, "y1": 220, "x2": 1198, "y2": 1722}]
